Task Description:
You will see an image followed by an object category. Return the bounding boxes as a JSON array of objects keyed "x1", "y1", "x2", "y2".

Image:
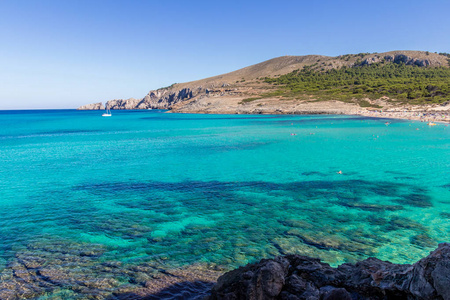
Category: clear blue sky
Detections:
[{"x1": 1, "y1": 0, "x2": 449, "y2": 109}]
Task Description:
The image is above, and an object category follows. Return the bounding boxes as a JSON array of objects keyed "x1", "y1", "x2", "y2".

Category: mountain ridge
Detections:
[{"x1": 78, "y1": 51, "x2": 450, "y2": 114}]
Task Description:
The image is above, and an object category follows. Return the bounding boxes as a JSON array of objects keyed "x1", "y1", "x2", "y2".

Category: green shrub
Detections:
[{"x1": 264, "y1": 62, "x2": 450, "y2": 104}]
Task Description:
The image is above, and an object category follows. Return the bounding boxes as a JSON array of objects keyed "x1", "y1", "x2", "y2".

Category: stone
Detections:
[
  {"x1": 208, "y1": 243, "x2": 450, "y2": 300},
  {"x1": 320, "y1": 286, "x2": 352, "y2": 300},
  {"x1": 211, "y1": 256, "x2": 289, "y2": 300}
]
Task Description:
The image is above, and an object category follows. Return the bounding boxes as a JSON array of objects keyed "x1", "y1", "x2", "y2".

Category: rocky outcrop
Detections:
[
  {"x1": 105, "y1": 98, "x2": 143, "y2": 110},
  {"x1": 358, "y1": 53, "x2": 446, "y2": 67},
  {"x1": 384, "y1": 54, "x2": 437, "y2": 67},
  {"x1": 77, "y1": 51, "x2": 450, "y2": 112},
  {"x1": 209, "y1": 243, "x2": 450, "y2": 300},
  {"x1": 141, "y1": 86, "x2": 201, "y2": 109},
  {"x1": 77, "y1": 102, "x2": 104, "y2": 110},
  {"x1": 101, "y1": 87, "x2": 205, "y2": 110}
]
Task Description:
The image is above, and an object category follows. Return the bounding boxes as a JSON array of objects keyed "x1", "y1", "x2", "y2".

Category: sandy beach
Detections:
[{"x1": 356, "y1": 108, "x2": 450, "y2": 124}]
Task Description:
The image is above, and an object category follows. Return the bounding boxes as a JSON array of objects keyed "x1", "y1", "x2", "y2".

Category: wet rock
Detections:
[
  {"x1": 129, "y1": 271, "x2": 153, "y2": 286},
  {"x1": 211, "y1": 256, "x2": 289, "y2": 299},
  {"x1": 385, "y1": 216, "x2": 427, "y2": 232},
  {"x1": 367, "y1": 215, "x2": 387, "y2": 226},
  {"x1": 16, "y1": 254, "x2": 46, "y2": 269},
  {"x1": 396, "y1": 193, "x2": 433, "y2": 208},
  {"x1": 320, "y1": 286, "x2": 352, "y2": 300},
  {"x1": 209, "y1": 243, "x2": 450, "y2": 300},
  {"x1": 282, "y1": 274, "x2": 319, "y2": 299},
  {"x1": 285, "y1": 230, "x2": 374, "y2": 256},
  {"x1": 440, "y1": 212, "x2": 450, "y2": 219},
  {"x1": 279, "y1": 219, "x2": 314, "y2": 229},
  {"x1": 410, "y1": 234, "x2": 437, "y2": 249},
  {"x1": 338, "y1": 201, "x2": 404, "y2": 212}
]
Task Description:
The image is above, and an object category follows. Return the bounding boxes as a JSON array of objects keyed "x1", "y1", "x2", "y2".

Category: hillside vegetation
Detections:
[
  {"x1": 80, "y1": 51, "x2": 450, "y2": 112},
  {"x1": 263, "y1": 55, "x2": 450, "y2": 105}
]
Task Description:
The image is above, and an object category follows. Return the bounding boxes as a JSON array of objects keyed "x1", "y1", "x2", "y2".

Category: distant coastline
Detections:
[
  {"x1": 78, "y1": 104, "x2": 450, "y2": 124},
  {"x1": 78, "y1": 50, "x2": 450, "y2": 124}
]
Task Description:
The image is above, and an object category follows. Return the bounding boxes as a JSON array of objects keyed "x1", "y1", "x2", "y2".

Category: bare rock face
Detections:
[
  {"x1": 77, "y1": 102, "x2": 104, "y2": 110},
  {"x1": 99, "y1": 87, "x2": 203, "y2": 110},
  {"x1": 141, "y1": 86, "x2": 200, "y2": 109},
  {"x1": 358, "y1": 53, "x2": 445, "y2": 68},
  {"x1": 209, "y1": 243, "x2": 450, "y2": 300},
  {"x1": 359, "y1": 56, "x2": 383, "y2": 66},
  {"x1": 105, "y1": 98, "x2": 142, "y2": 110},
  {"x1": 384, "y1": 54, "x2": 436, "y2": 67}
]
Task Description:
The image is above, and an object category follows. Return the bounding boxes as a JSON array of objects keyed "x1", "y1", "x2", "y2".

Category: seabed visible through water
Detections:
[{"x1": 0, "y1": 110, "x2": 449, "y2": 299}]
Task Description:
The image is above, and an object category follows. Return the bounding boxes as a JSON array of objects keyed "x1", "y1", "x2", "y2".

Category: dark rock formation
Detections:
[{"x1": 209, "y1": 243, "x2": 450, "y2": 300}]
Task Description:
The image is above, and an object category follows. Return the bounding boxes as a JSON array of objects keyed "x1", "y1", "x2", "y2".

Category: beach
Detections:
[{"x1": 356, "y1": 108, "x2": 450, "y2": 124}]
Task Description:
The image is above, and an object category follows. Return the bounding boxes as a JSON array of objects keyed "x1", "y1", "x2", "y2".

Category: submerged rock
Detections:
[{"x1": 208, "y1": 243, "x2": 450, "y2": 300}]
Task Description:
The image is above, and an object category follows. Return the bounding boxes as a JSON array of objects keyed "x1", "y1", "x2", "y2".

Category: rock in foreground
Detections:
[{"x1": 209, "y1": 243, "x2": 450, "y2": 300}]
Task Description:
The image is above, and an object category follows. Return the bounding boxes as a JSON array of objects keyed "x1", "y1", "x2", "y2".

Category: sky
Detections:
[{"x1": 0, "y1": 0, "x2": 449, "y2": 109}]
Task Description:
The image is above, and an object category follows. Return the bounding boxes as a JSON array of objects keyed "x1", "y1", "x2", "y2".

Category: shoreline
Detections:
[
  {"x1": 173, "y1": 109, "x2": 450, "y2": 124},
  {"x1": 75, "y1": 105, "x2": 450, "y2": 124},
  {"x1": 354, "y1": 109, "x2": 450, "y2": 124}
]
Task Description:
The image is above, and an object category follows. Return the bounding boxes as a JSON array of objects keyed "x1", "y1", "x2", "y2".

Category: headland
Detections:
[{"x1": 78, "y1": 50, "x2": 450, "y2": 123}]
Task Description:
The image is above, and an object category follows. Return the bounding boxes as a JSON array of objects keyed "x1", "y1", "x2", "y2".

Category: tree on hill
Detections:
[{"x1": 264, "y1": 62, "x2": 450, "y2": 104}]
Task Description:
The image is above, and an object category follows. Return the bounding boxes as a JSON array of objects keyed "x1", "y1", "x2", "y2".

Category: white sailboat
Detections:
[{"x1": 102, "y1": 108, "x2": 112, "y2": 117}]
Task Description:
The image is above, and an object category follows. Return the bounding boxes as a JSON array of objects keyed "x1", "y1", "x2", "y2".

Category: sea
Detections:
[{"x1": 0, "y1": 109, "x2": 449, "y2": 299}]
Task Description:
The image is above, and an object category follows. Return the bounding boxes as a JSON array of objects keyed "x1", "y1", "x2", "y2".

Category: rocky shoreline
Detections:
[
  {"x1": 1, "y1": 242, "x2": 448, "y2": 299},
  {"x1": 78, "y1": 96, "x2": 450, "y2": 124},
  {"x1": 209, "y1": 243, "x2": 450, "y2": 300}
]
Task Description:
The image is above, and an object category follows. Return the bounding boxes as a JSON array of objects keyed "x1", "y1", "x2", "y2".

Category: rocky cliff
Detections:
[
  {"x1": 209, "y1": 243, "x2": 450, "y2": 300},
  {"x1": 105, "y1": 98, "x2": 143, "y2": 110},
  {"x1": 77, "y1": 102, "x2": 104, "y2": 110},
  {"x1": 78, "y1": 51, "x2": 450, "y2": 113}
]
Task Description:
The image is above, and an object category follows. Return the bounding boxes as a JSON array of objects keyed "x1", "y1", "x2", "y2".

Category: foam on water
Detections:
[{"x1": 0, "y1": 109, "x2": 449, "y2": 298}]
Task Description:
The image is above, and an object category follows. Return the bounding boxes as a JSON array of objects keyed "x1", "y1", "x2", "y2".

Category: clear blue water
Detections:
[{"x1": 0, "y1": 109, "x2": 449, "y2": 298}]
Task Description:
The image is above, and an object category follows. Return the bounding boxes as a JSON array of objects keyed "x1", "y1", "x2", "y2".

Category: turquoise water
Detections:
[{"x1": 0, "y1": 110, "x2": 449, "y2": 298}]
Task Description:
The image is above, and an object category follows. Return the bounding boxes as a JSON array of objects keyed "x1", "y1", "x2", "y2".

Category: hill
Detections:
[{"x1": 78, "y1": 51, "x2": 450, "y2": 114}]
